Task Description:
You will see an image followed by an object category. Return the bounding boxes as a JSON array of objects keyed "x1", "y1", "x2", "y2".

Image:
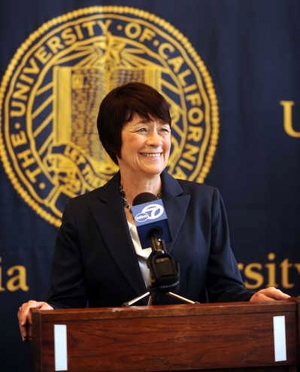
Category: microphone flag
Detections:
[{"x1": 131, "y1": 194, "x2": 171, "y2": 248}]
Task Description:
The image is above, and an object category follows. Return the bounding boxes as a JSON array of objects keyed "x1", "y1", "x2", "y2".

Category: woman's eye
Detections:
[{"x1": 136, "y1": 127, "x2": 147, "y2": 133}]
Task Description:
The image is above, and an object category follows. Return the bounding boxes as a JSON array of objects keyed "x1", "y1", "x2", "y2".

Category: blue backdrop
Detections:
[{"x1": 0, "y1": 1, "x2": 299, "y2": 371}]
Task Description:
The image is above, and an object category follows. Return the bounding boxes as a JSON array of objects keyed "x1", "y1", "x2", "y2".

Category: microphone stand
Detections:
[
  {"x1": 123, "y1": 237, "x2": 199, "y2": 306},
  {"x1": 123, "y1": 290, "x2": 198, "y2": 307}
]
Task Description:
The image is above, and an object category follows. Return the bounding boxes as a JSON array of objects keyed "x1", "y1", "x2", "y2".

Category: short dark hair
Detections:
[{"x1": 97, "y1": 82, "x2": 171, "y2": 164}]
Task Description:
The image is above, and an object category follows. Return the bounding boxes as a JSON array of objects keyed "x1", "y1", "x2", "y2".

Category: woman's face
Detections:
[{"x1": 117, "y1": 113, "x2": 171, "y2": 178}]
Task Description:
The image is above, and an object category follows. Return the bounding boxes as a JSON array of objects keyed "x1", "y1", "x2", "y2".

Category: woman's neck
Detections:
[{"x1": 119, "y1": 173, "x2": 162, "y2": 206}]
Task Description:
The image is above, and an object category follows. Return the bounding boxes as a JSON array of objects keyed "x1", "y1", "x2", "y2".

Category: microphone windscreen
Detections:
[{"x1": 133, "y1": 192, "x2": 157, "y2": 205}]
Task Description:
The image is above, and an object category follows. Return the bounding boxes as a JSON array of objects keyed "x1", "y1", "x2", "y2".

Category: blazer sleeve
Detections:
[
  {"x1": 206, "y1": 188, "x2": 255, "y2": 302},
  {"x1": 46, "y1": 199, "x2": 88, "y2": 309}
]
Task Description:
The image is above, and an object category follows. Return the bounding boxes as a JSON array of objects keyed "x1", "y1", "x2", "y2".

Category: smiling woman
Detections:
[
  {"x1": 17, "y1": 82, "x2": 290, "y2": 343},
  {"x1": 97, "y1": 82, "x2": 173, "y2": 209},
  {"x1": 118, "y1": 115, "x2": 171, "y2": 185}
]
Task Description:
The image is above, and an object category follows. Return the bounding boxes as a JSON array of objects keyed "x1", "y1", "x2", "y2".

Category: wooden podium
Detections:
[{"x1": 31, "y1": 299, "x2": 299, "y2": 372}]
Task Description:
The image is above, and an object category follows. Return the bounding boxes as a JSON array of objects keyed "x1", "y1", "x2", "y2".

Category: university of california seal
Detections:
[{"x1": 0, "y1": 6, "x2": 219, "y2": 226}]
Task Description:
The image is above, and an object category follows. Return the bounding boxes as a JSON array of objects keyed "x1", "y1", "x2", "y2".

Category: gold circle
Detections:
[{"x1": 0, "y1": 6, "x2": 219, "y2": 226}]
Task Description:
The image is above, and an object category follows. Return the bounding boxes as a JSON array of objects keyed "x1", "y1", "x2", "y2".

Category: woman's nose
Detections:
[{"x1": 146, "y1": 129, "x2": 162, "y2": 145}]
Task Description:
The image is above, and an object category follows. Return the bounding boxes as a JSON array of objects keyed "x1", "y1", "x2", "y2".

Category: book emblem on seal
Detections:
[{"x1": 0, "y1": 6, "x2": 219, "y2": 226}]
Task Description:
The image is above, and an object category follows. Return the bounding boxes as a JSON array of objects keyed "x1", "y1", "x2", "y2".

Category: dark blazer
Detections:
[{"x1": 47, "y1": 171, "x2": 253, "y2": 308}]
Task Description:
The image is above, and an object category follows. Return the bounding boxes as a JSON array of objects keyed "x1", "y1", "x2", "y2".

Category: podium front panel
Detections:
[{"x1": 31, "y1": 301, "x2": 299, "y2": 372}]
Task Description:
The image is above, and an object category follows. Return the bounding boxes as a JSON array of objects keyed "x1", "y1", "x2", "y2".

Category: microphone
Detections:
[
  {"x1": 131, "y1": 192, "x2": 171, "y2": 249},
  {"x1": 132, "y1": 193, "x2": 178, "y2": 292}
]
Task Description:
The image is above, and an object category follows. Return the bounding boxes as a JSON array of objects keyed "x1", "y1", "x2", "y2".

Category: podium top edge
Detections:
[{"x1": 31, "y1": 299, "x2": 298, "y2": 320}]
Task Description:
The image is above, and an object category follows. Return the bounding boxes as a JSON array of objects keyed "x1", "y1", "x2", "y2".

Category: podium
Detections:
[{"x1": 31, "y1": 299, "x2": 299, "y2": 372}]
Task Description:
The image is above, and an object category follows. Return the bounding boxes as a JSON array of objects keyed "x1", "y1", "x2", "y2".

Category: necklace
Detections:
[
  {"x1": 119, "y1": 185, "x2": 162, "y2": 213},
  {"x1": 119, "y1": 185, "x2": 131, "y2": 212}
]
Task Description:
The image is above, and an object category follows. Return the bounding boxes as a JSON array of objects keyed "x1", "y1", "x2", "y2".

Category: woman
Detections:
[{"x1": 18, "y1": 82, "x2": 290, "y2": 341}]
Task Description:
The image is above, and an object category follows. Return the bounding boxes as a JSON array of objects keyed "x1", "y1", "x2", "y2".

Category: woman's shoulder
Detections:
[
  {"x1": 66, "y1": 172, "x2": 119, "y2": 206},
  {"x1": 178, "y1": 179, "x2": 221, "y2": 207},
  {"x1": 177, "y1": 178, "x2": 217, "y2": 193},
  {"x1": 61, "y1": 183, "x2": 112, "y2": 220},
  {"x1": 162, "y1": 171, "x2": 221, "y2": 202}
]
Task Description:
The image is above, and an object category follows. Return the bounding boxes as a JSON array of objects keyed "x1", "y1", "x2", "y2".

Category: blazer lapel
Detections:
[
  {"x1": 88, "y1": 173, "x2": 147, "y2": 298},
  {"x1": 161, "y1": 171, "x2": 190, "y2": 253}
]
